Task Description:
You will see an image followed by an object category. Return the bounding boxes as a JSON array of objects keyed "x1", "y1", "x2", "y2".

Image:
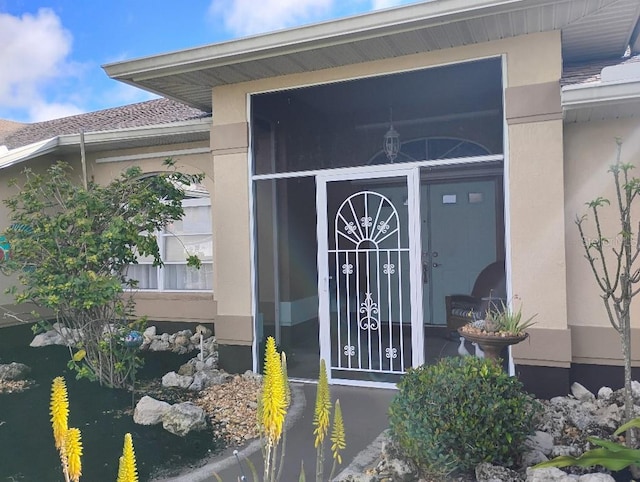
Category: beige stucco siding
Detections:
[
  {"x1": 211, "y1": 30, "x2": 566, "y2": 352},
  {"x1": 564, "y1": 117, "x2": 640, "y2": 365},
  {"x1": 0, "y1": 141, "x2": 218, "y2": 327}
]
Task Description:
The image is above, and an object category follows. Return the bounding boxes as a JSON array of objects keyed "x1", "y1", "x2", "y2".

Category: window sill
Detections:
[{"x1": 132, "y1": 291, "x2": 214, "y2": 301}]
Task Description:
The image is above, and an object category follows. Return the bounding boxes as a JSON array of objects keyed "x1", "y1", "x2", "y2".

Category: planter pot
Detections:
[{"x1": 457, "y1": 328, "x2": 528, "y2": 361}]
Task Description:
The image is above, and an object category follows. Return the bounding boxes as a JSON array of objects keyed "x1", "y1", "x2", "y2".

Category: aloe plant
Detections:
[{"x1": 535, "y1": 417, "x2": 640, "y2": 471}]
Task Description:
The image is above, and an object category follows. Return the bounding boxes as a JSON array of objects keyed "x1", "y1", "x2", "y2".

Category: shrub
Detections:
[{"x1": 388, "y1": 356, "x2": 540, "y2": 476}]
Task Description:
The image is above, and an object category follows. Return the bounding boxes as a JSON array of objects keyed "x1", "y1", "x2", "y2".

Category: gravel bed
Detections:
[{"x1": 194, "y1": 374, "x2": 262, "y2": 447}]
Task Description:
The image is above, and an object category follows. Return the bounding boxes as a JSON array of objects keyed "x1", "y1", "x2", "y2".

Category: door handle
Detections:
[
  {"x1": 432, "y1": 262, "x2": 441, "y2": 268},
  {"x1": 422, "y1": 262, "x2": 428, "y2": 284}
]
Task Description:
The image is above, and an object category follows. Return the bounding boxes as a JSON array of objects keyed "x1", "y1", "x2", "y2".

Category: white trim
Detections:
[
  {"x1": 562, "y1": 79, "x2": 640, "y2": 111},
  {"x1": 252, "y1": 154, "x2": 504, "y2": 181},
  {"x1": 317, "y1": 167, "x2": 421, "y2": 386},
  {"x1": 248, "y1": 92, "x2": 260, "y2": 374},
  {"x1": 317, "y1": 176, "x2": 331, "y2": 380},
  {"x1": 96, "y1": 147, "x2": 210, "y2": 163},
  {"x1": 408, "y1": 168, "x2": 425, "y2": 367},
  {"x1": 500, "y1": 54, "x2": 516, "y2": 377}
]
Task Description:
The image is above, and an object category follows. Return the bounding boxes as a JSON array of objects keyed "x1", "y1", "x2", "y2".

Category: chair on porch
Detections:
[{"x1": 444, "y1": 260, "x2": 506, "y2": 332}]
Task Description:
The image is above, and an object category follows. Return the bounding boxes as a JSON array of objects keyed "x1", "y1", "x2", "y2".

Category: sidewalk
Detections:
[{"x1": 159, "y1": 383, "x2": 396, "y2": 482}]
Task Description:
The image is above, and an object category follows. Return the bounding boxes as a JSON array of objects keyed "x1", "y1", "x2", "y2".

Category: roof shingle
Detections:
[{"x1": 1, "y1": 98, "x2": 210, "y2": 150}]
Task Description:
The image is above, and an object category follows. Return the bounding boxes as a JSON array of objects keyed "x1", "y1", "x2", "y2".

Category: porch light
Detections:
[{"x1": 383, "y1": 107, "x2": 400, "y2": 162}]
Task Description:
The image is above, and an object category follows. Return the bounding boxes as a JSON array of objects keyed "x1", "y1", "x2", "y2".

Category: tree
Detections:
[
  {"x1": 2, "y1": 159, "x2": 203, "y2": 388},
  {"x1": 576, "y1": 139, "x2": 640, "y2": 431}
]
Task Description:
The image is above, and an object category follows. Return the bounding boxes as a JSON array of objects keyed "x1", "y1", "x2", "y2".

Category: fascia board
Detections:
[
  {"x1": 0, "y1": 138, "x2": 60, "y2": 170},
  {"x1": 0, "y1": 119, "x2": 212, "y2": 171},
  {"x1": 103, "y1": 0, "x2": 542, "y2": 81},
  {"x1": 562, "y1": 79, "x2": 640, "y2": 110},
  {"x1": 56, "y1": 118, "x2": 211, "y2": 147}
]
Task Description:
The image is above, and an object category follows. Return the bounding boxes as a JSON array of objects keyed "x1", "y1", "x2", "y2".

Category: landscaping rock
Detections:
[
  {"x1": 161, "y1": 371, "x2": 193, "y2": 389},
  {"x1": 571, "y1": 383, "x2": 595, "y2": 402},
  {"x1": 475, "y1": 462, "x2": 523, "y2": 482},
  {"x1": 526, "y1": 467, "x2": 579, "y2": 481},
  {"x1": 520, "y1": 449, "x2": 548, "y2": 468},
  {"x1": 188, "y1": 369, "x2": 229, "y2": 391},
  {"x1": 162, "y1": 402, "x2": 207, "y2": 436},
  {"x1": 525, "y1": 430, "x2": 555, "y2": 455},
  {"x1": 0, "y1": 362, "x2": 31, "y2": 380},
  {"x1": 133, "y1": 396, "x2": 171, "y2": 425},
  {"x1": 30, "y1": 330, "x2": 65, "y2": 347},
  {"x1": 597, "y1": 386, "x2": 613, "y2": 401},
  {"x1": 195, "y1": 324, "x2": 213, "y2": 339},
  {"x1": 149, "y1": 339, "x2": 171, "y2": 352},
  {"x1": 177, "y1": 362, "x2": 196, "y2": 377},
  {"x1": 372, "y1": 440, "x2": 418, "y2": 482}
]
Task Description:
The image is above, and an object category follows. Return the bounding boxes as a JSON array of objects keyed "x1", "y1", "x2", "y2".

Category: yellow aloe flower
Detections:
[
  {"x1": 330, "y1": 399, "x2": 346, "y2": 465},
  {"x1": 50, "y1": 376, "x2": 69, "y2": 451},
  {"x1": 65, "y1": 427, "x2": 83, "y2": 482},
  {"x1": 117, "y1": 433, "x2": 138, "y2": 482},
  {"x1": 72, "y1": 349, "x2": 86, "y2": 362},
  {"x1": 260, "y1": 336, "x2": 287, "y2": 443},
  {"x1": 117, "y1": 456, "x2": 127, "y2": 482},
  {"x1": 281, "y1": 351, "x2": 291, "y2": 407},
  {"x1": 313, "y1": 359, "x2": 331, "y2": 448}
]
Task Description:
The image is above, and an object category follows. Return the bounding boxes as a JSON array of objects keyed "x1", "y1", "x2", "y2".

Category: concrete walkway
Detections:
[{"x1": 159, "y1": 383, "x2": 396, "y2": 482}]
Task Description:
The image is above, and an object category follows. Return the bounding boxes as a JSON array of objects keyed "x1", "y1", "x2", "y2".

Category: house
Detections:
[{"x1": 2, "y1": 0, "x2": 640, "y2": 397}]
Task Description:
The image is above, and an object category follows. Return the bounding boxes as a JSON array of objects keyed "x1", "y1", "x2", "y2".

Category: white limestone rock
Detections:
[
  {"x1": 571, "y1": 382, "x2": 595, "y2": 402},
  {"x1": 162, "y1": 402, "x2": 207, "y2": 436},
  {"x1": 133, "y1": 396, "x2": 171, "y2": 425},
  {"x1": 0, "y1": 362, "x2": 31, "y2": 380},
  {"x1": 161, "y1": 371, "x2": 193, "y2": 389},
  {"x1": 525, "y1": 430, "x2": 555, "y2": 456}
]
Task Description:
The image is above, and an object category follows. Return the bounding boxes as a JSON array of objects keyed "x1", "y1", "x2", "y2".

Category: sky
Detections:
[{"x1": 0, "y1": 0, "x2": 419, "y2": 123}]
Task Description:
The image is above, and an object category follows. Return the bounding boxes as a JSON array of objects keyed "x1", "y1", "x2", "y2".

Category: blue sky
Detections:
[{"x1": 0, "y1": 0, "x2": 418, "y2": 123}]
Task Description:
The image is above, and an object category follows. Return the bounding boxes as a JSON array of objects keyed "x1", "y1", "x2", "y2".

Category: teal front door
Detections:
[{"x1": 421, "y1": 179, "x2": 499, "y2": 325}]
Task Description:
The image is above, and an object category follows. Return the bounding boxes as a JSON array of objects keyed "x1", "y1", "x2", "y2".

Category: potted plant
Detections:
[{"x1": 458, "y1": 301, "x2": 536, "y2": 361}]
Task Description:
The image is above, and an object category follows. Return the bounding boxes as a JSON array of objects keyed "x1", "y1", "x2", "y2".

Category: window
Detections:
[{"x1": 128, "y1": 197, "x2": 213, "y2": 291}]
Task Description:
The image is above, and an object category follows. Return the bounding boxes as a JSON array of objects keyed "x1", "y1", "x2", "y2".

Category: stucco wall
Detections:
[
  {"x1": 210, "y1": 31, "x2": 567, "y2": 356},
  {"x1": 564, "y1": 117, "x2": 640, "y2": 365},
  {"x1": 0, "y1": 141, "x2": 218, "y2": 329}
]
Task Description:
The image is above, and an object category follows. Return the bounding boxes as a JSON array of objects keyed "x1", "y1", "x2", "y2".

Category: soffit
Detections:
[{"x1": 104, "y1": 0, "x2": 640, "y2": 112}]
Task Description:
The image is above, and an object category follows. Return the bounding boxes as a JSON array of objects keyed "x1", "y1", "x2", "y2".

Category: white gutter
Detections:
[
  {"x1": 54, "y1": 117, "x2": 211, "y2": 146},
  {"x1": 562, "y1": 78, "x2": 640, "y2": 110},
  {"x1": 0, "y1": 138, "x2": 60, "y2": 170},
  {"x1": 562, "y1": 62, "x2": 640, "y2": 112},
  {"x1": 0, "y1": 118, "x2": 211, "y2": 171}
]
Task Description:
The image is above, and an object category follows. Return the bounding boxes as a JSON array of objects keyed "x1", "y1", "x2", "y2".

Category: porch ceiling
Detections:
[{"x1": 104, "y1": 0, "x2": 640, "y2": 113}]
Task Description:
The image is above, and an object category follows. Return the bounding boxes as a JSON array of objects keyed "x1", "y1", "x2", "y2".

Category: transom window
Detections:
[{"x1": 128, "y1": 197, "x2": 213, "y2": 291}]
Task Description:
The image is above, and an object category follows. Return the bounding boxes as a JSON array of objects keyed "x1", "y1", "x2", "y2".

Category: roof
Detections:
[
  {"x1": 562, "y1": 54, "x2": 640, "y2": 122},
  {"x1": 0, "y1": 120, "x2": 25, "y2": 147},
  {"x1": 104, "y1": 0, "x2": 640, "y2": 112},
  {"x1": 562, "y1": 54, "x2": 640, "y2": 87},
  {"x1": 2, "y1": 98, "x2": 210, "y2": 150}
]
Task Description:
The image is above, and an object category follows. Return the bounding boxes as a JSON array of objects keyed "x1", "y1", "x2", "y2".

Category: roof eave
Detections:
[
  {"x1": 103, "y1": 0, "x2": 537, "y2": 80},
  {"x1": 562, "y1": 79, "x2": 640, "y2": 111},
  {"x1": 0, "y1": 118, "x2": 212, "y2": 171}
]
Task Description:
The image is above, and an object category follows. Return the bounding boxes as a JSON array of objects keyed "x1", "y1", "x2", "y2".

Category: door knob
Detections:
[{"x1": 432, "y1": 262, "x2": 440, "y2": 268}]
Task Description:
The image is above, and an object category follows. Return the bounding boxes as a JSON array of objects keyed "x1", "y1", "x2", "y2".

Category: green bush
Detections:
[{"x1": 388, "y1": 356, "x2": 540, "y2": 476}]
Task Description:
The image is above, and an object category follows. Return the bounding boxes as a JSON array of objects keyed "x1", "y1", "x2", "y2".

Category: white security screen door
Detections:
[{"x1": 317, "y1": 169, "x2": 423, "y2": 386}]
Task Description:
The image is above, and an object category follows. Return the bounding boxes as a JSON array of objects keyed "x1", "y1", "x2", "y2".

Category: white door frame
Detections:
[{"x1": 316, "y1": 166, "x2": 424, "y2": 387}]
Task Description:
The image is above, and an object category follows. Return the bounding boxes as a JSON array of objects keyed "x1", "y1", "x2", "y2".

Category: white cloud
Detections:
[
  {"x1": 371, "y1": 0, "x2": 409, "y2": 8},
  {"x1": 209, "y1": 0, "x2": 335, "y2": 37},
  {"x1": 0, "y1": 8, "x2": 83, "y2": 121}
]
